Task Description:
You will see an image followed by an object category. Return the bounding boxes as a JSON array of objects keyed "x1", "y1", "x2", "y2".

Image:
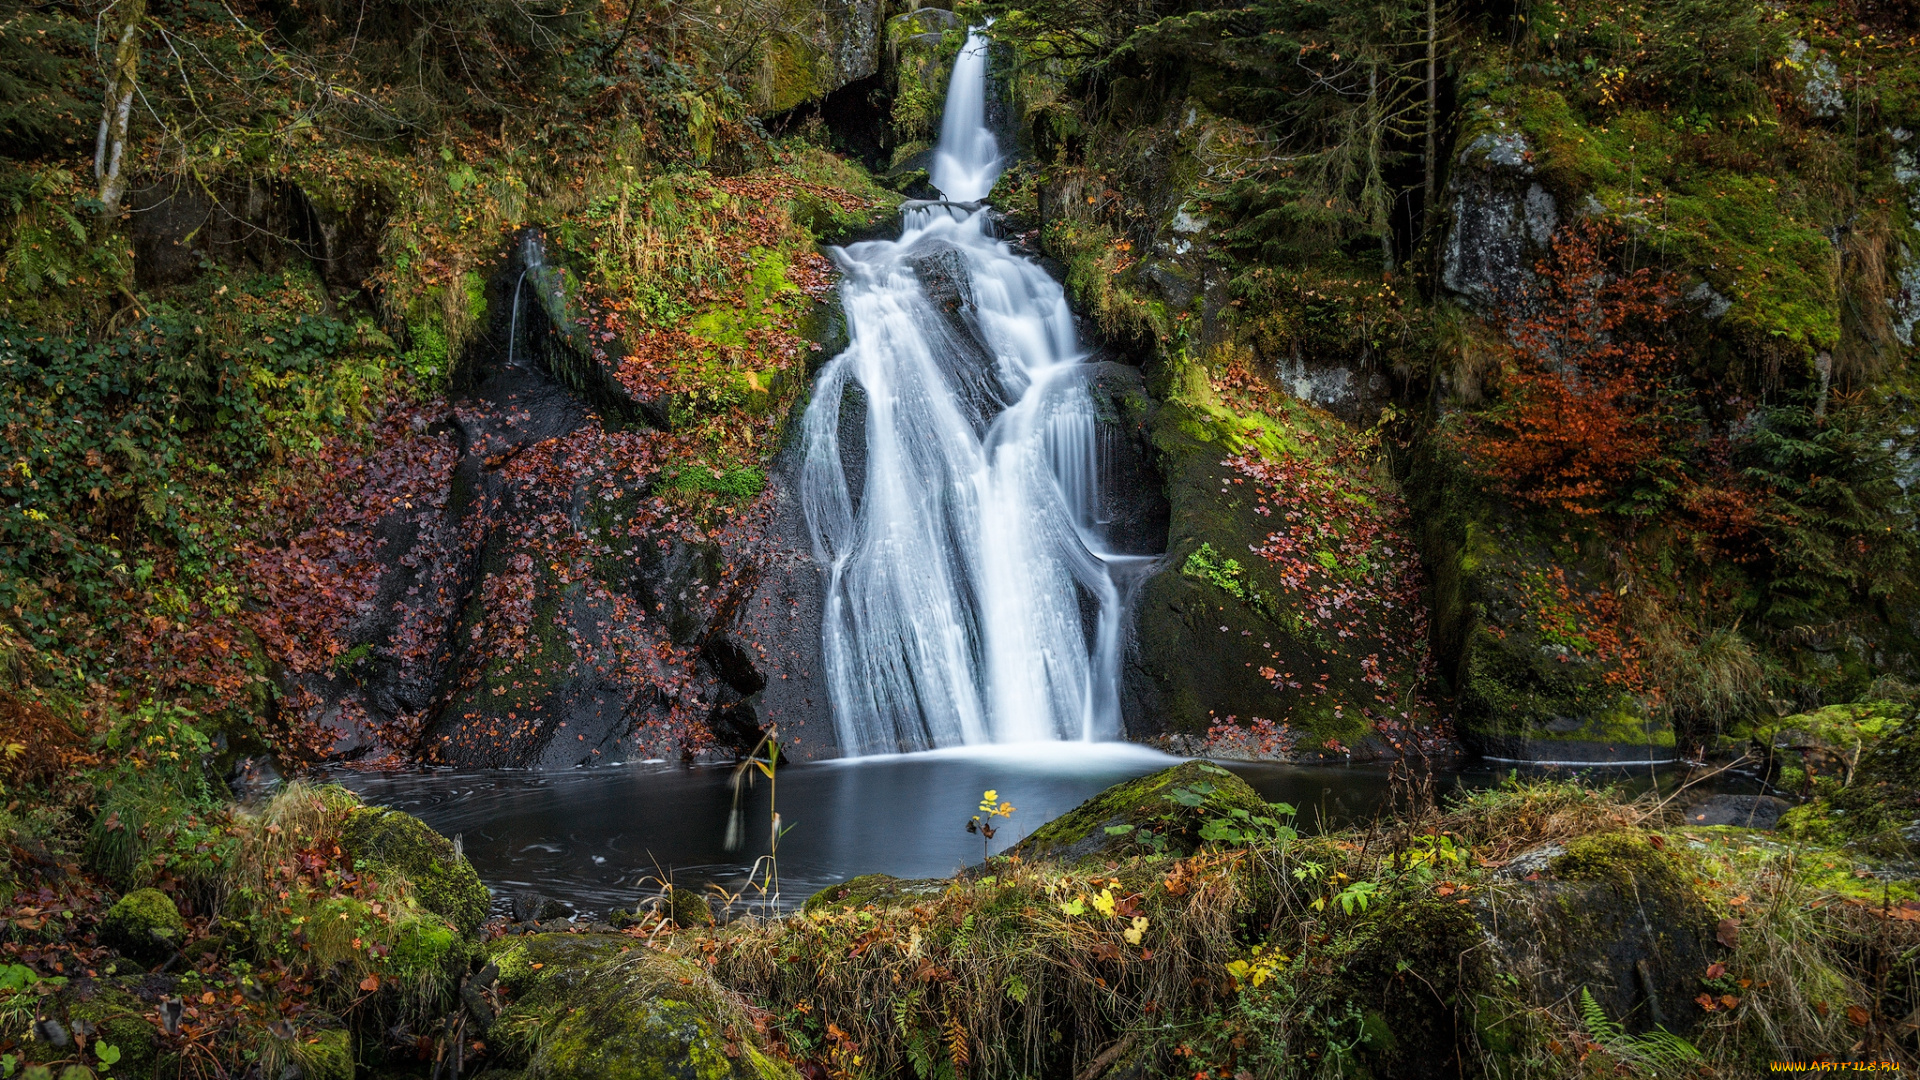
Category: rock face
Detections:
[
  {"x1": 1408, "y1": 442, "x2": 1677, "y2": 764},
  {"x1": 1013, "y1": 761, "x2": 1271, "y2": 862},
  {"x1": 1440, "y1": 124, "x2": 1558, "y2": 311},
  {"x1": 1086, "y1": 363, "x2": 1171, "y2": 557},
  {"x1": 281, "y1": 230, "x2": 814, "y2": 767},
  {"x1": 760, "y1": 0, "x2": 890, "y2": 114},
  {"x1": 489, "y1": 933, "x2": 798, "y2": 1080},
  {"x1": 127, "y1": 175, "x2": 388, "y2": 301},
  {"x1": 1124, "y1": 404, "x2": 1298, "y2": 744}
]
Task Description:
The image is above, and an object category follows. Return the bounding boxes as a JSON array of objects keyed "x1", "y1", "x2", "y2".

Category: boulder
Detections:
[
  {"x1": 666, "y1": 887, "x2": 717, "y2": 928},
  {"x1": 22, "y1": 980, "x2": 161, "y2": 1078},
  {"x1": 757, "y1": 0, "x2": 889, "y2": 115},
  {"x1": 99, "y1": 888, "x2": 185, "y2": 964},
  {"x1": 489, "y1": 933, "x2": 798, "y2": 1080},
  {"x1": 1012, "y1": 761, "x2": 1271, "y2": 863},
  {"x1": 1479, "y1": 831, "x2": 1725, "y2": 1037},
  {"x1": 513, "y1": 891, "x2": 573, "y2": 924},
  {"x1": 802, "y1": 873, "x2": 948, "y2": 913},
  {"x1": 341, "y1": 807, "x2": 491, "y2": 935},
  {"x1": 1750, "y1": 700, "x2": 1913, "y2": 793},
  {"x1": 1680, "y1": 794, "x2": 1791, "y2": 830}
]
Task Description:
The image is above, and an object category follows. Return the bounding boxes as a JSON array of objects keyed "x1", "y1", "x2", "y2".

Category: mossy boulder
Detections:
[
  {"x1": 802, "y1": 874, "x2": 948, "y2": 914},
  {"x1": 341, "y1": 807, "x2": 490, "y2": 936},
  {"x1": 55, "y1": 980, "x2": 162, "y2": 1077},
  {"x1": 1309, "y1": 894, "x2": 1497, "y2": 1078},
  {"x1": 294, "y1": 1027, "x2": 354, "y2": 1080},
  {"x1": 490, "y1": 933, "x2": 797, "y2": 1080},
  {"x1": 1478, "y1": 830, "x2": 1723, "y2": 1037},
  {"x1": 1012, "y1": 761, "x2": 1270, "y2": 863},
  {"x1": 99, "y1": 888, "x2": 186, "y2": 963},
  {"x1": 666, "y1": 887, "x2": 715, "y2": 928},
  {"x1": 1750, "y1": 700, "x2": 1913, "y2": 794},
  {"x1": 1769, "y1": 703, "x2": 1920, "y2": 852}
]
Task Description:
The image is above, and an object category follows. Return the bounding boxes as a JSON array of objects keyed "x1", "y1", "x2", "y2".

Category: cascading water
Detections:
[{"x1": 802, "y1": 29, "x2": 1150, "y2": 756}]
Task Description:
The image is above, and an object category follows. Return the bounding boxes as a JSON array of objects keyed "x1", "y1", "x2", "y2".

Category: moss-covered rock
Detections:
[
  {"x1": 1306, "y1": 893, "x2": 1497, "y2": 1078},
  {"x1": 801, "y1": 873, "x2": 948, "y2": 914},
  {"x1": 99, "y1": 888, "x2": 185, "y2": 963},
  {"x1": 1012, "y1": 761, "x2": 1271, "y2": 863},
  {"x1": 341, "y1": 807, "x2": 490, "y2": 936},
  {"x1": 294, "y1": 1027, "x2": 354, "y2": 1080},
  {"x1": 666, "y1": 887, "x2": 715, "y2": 928},
  {"x1": 1750, "y1": 700, "x2": 1913, "y2": 794},
  {"x1": 754, "y1": 0, "x2": 888, "y2": 115},
  {"x1": 57, "y1": 980, "x2": 163, "y2": 1077},
  {"x1": 490, "y1": 933, "x2": 797, "y2": 1080},
  {"x1": 1479, "y1": 830, "x2": 1723, "y2": 1037}
]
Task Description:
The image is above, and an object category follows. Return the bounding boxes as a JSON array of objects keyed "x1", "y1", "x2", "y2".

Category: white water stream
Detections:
[{"x1": 801, "y1": 30, "x2": 1146, "y2": 756}]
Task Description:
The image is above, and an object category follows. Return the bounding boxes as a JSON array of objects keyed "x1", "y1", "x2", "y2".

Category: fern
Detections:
[
  {"x1": 944, "y1": 1011, "x2": 970, "y2": 1071},
  {"x1": 1579, "y1": 987, "x2": 1704, "y2": 1077}
]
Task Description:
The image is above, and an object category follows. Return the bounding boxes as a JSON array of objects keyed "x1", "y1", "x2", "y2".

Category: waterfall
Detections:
[{"x1": 801, "y1": 29, "x2": 1145, "y2": 756}]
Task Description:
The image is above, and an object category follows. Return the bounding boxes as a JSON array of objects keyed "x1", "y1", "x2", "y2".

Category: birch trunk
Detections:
[{"x1": 94, "y1": 0, "x2": 146, "y2": 221}]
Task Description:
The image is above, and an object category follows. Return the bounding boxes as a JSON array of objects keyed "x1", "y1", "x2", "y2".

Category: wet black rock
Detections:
[
  {"x1": 512, "y1": 892, "x2": 573, "y2": 924},
  {"x1": 1680, "y1": 794, "x2": 1792, "y2": 830}
]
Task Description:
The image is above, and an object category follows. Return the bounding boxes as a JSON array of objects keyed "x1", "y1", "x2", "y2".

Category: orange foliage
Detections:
[{"x1": 1461, "y1": 222, "x2": 1684, "y2": 517}]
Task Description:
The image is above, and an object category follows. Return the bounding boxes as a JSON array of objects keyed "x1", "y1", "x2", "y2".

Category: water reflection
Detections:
[{"x1": 333, "y1": 744, "x2": 1753, "y2": 916}]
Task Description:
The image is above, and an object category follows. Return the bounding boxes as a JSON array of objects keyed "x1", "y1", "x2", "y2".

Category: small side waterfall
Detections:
[{"x1": 801, "y1": 30, "x2": 1147, "y2": 756}]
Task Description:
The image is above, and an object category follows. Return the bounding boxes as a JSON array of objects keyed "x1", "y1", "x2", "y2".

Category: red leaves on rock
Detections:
[{"x1": 1456, "y1": 221, "x2": 1685, "y2": 518}]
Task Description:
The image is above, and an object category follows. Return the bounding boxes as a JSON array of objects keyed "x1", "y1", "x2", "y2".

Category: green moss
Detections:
[
  {"x1": 777, "y1": 145, "x2": 901, "y2": 242},
  {"x1": 391, "y1": 915, "x2": 461, "y2": 980},
  {"x1": 64, "y1": 983, "x2": 160, "y2": 1077},
  {"x1": 491, "y1": 933, "x2": 797, "y2": 1080},
  {"x1": 802, "y1": 873, "x2": 950, "y2": 914},
  {"x1": 1014, "y1": 761, "x2": 1271, "y2": 862},
  {"x1": 99, "y1": 887, "x2": 186, "y2": 963},
  {"x1": 762, "y1": 37, "x2": 823, "y2": 115},
  {"x1": 667, "y1": 887, "x2": 715, "y2": 927},
  {"x1": 1493, "y1": 85, "x2": 1841, "y2": 358},
  {"x1": 658, "y1": 463, "x2": 767, "y2": 500},
  {"x1": 688, "y1": 248, "x2": 798, "y2": 349},
  {"x1": 294, "y1": 1027, "x2": 353, "y2": 1080},
  {"x1": 341, "y1": 807, "x2": 490, "y2": 936},
  {"x1": 404, "y1": 319, "x2": 449, "y2": 382},
  {"x1": 1681, "y1": 825, "x2": 1918, "y2": 905},
  {"x1": 1553, "y1": 831, "x2": 1695, "y2": 894}
]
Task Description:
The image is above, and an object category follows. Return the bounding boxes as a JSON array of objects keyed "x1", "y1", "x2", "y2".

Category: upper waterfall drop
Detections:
[
  {"x1": 928, "y1": 32, "x2": 1001, "y2": 203},
  {"x1": 801, "y1": 27, "x2": 1145, "y2": 756}
]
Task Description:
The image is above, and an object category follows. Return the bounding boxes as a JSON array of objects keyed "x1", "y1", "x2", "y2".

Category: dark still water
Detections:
[{"x1": 334, "y1": 743, "x2": 1744, "y2": 917}]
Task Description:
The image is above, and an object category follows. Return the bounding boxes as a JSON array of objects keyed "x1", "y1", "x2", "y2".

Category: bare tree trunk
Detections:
[
  {"x1": 1423, "y1": 0, "x2": 1438, "y2": 217},
  {"x1": 94, "y1": 0, "x2": 146, "y2": 223}
]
